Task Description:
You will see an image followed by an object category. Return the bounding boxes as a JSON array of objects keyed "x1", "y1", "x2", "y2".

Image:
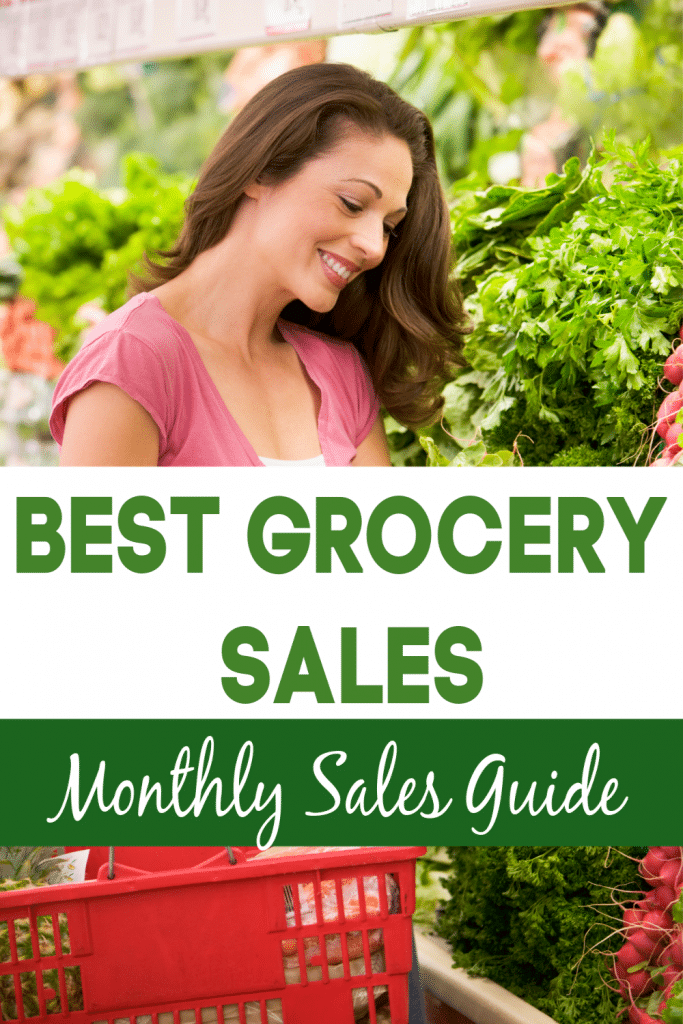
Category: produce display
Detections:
[
  {"x1": 2, "y1": 154, "x2": 192, "y2": 364},
  {"x1": 437, "y1": 136, "x2": 683, "y2": 467},
  {"x1": 435, "y1": 846, "x2": 652, "y2": 1024},
  {"x1": 612, "y1": 847, "x2": 683, "y2": 1024},
  {"x1": 652, "y1": 338, "x2": 683, "y2": 466}
]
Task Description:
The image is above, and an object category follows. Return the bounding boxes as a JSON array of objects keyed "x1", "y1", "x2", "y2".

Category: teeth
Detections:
[{"x1": 321, "y1": 252, "x2": 351, "y2": 280}]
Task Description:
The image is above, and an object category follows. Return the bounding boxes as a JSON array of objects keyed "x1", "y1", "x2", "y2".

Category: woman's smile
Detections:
[{"x1": 318, "y1": 248, "x2": 360, "y2": 288}]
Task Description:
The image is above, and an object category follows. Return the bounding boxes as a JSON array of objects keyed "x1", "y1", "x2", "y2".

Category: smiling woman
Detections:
[{"x1": 49, "y1": 63, "x2": 469, "y2": 467}]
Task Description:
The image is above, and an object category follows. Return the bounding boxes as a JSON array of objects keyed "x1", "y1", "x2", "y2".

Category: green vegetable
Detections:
[
  {"x1": 448, "y1": 135, "x2": 683, "y2": 465},
  {"x1": 436, "y1": 846, "x2": 646, "y2": 1024},
  {"x1": 2, "y1": 154, "x2": 192, "y2": 362}
]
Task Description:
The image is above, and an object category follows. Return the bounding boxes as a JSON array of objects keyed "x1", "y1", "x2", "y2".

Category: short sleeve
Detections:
[
  {"x1": 50, "y1": 329, "x2": 174, "y2": 452},
  {"x1": 349, "y1": 344, "x2": 380, "y2": 446}
]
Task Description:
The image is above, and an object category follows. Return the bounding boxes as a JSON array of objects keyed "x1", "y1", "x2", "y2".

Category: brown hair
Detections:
[{"x1": 135, "y1": 62, "x2": 468, "y2": 426}]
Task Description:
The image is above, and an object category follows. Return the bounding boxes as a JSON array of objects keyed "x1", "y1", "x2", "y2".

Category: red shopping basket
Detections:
[{"x1": 0, "y1": 846, "x2": 424, "y2": 1024}]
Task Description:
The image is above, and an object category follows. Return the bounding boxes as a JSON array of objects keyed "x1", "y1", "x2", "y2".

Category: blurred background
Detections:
[{"x1": 1, "y1": 0, "x2": 681, "y2": 465}]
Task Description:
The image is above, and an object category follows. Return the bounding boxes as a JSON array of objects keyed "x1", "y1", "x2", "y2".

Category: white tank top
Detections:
[{"x1": 259, "y1": 454, "x2": 326, "y2": 467}]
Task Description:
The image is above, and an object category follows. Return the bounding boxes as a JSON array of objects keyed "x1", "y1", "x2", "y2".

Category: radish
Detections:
[
  {"x1": 641, "y1": 909, "x2": 674, "y2": 935},
  {"x1": 629, "y1": 928, "x2": 662, "y2": 960},
  {"x1": 661, "y1": 939, "x2": 683, "y2": 971},
  {"x1": 637, "y1": 894, "x2": 658, "y2": 913},
  {"x1": 624, "y1": 907, "x2": 646, "y2": 928},
  {"x1": 618, "y1": 941, "x2": 647, "y2": 969},
  {"x1": 660, "y1": 859, "x2": 683, "y2": 890},
  {"x1": 657, "y1": 848, "x2": 682, "y2": 858},
  {"x1": 654, "y1": 885, "x2": 677, "y2": 911},
  {"x1": 625, "y1": 968, "x2": 655, "y2": 998},
  {"x1": 656, "y1": 392, "x2": 683, "y2": 437},
  {"x1": 664, "y1": 348, "x2": 683, "y2": 385},
  {"x1": 665, "y1": 423, "x2": 682, "y2": 452},
  {"x1": 641, "y1": 849, "x2": 670, "y2": 881},
  {"x1": 628, "y1": 1008, "x2": 658, "y2": 1024}
]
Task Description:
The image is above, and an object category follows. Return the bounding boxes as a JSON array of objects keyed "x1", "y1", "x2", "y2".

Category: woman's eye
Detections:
[{"x1": 340, "y1": 197, "x2": 362, "y2": 213}]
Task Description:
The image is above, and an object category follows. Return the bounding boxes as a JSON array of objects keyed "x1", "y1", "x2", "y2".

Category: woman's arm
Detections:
[
  {"x1": 59, "y1": 382, "x2": 160, "y2": 466},
  {"x1": 351, "y1": 415, "x2": 392, "y2": 466}
]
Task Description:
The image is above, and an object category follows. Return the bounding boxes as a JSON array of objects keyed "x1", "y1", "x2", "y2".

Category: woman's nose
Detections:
[{"x1": 351, "y1": 218, "x2": 387, "y2": 268}]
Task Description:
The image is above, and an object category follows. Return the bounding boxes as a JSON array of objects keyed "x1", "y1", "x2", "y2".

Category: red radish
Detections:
[
  {"x1": 641, "y1": 909, "x2": 674, "y2": 935},
  {"x1": 659, "y1": 859, "x2": 683, "y2": 889},
  {"x1": 661, "y1": 965, "x2": 681, "y2": 988},
  {"x1": 629, "y1": 1008, "x2": 658, "y2": 1024},
  {"x1": 657, "y1": 848, "x2": 682, "y2": 858},
  {"x1": 624, "y1": 907, "x2": 646, "y2": 928},
  {"x1": 654, "y1": 885, "x2": 677, "y2": 911},
  {"x1": 625, "y1": 968, "x2": 655, "y2": 998},
  {"x1": 665, "y1": 423, "x2": 682, "y2": 452},
  {"x1": 656, "y1": 392, "x2": 683, "y2": 437},
  {"x1": 661, "y1": 939, "x2": 683, "y2": 971},
  {"x1": 651, "y1": 454, "x2": 675, "y2": 466},
  {"x1": 664, "y1": 347, "x2": 683, "y2": 385},
  {"x1": 641, "y1": 850, "x2": 669, "y2": 879},
  {"x1": 618, "y1": 941, "x2": 647, "y2": 969},
  {"x1": 629, "y1": 928, "x2": 661, "y2": 960}
]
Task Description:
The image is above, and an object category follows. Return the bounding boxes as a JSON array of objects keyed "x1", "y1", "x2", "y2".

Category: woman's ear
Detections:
[{"x1": 243, "y1": 179, "x2": 264, "y2": 200}]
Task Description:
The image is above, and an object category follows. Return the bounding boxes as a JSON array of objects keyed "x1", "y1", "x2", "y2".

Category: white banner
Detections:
[{"x1": 2, "y1": 467, "x2": 679, "y2": 721}]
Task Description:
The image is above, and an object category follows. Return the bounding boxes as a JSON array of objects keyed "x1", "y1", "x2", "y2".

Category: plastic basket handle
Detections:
[{"x1": 105, "y1": 847, "x2": 241, "y2": 878}]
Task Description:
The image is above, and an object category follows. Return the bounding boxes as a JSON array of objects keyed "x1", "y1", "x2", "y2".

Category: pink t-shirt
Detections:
[{"x1": 50, "y1": 292, "x2": 379, "y2": 466}]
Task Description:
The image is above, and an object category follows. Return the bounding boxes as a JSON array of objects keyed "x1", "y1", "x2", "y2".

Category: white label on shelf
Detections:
[
  {"x1": 116, "y1": 0, "x2": 154, "y2": 52},
  {"x1": 26, "y1": 0, "x2": 52, "y2": 69},
  {"x1": 175, "y1": 0, "x2": 218, "y2": 41},
  {"x1": 339, "y1": 0, "x2": 392, "y2": 27},
  {"x1": 407, "y1": 0, "x2": 469, "y2": 17},
  {"x1": 52, "y1": 0, "x2": 85, "y2": 65},
  {"x1": 0, "y1": 5, "x2": 27, "y2": 77},
  {"x1": 264, "y1": 0, "x2": 311, "y2": 35},
  {"x1": 87, "y1": 0, "x2": 116, "y2": 58}
]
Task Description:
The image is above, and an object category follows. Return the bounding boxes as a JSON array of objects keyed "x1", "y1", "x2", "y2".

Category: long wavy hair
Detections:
[{"x1": 134, "y1": 62, "x2": 469, "y2": 426}]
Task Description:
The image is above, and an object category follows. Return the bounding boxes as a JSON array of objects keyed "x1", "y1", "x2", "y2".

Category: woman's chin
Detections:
[{"x1": 303, "y1": 290, "x2": 341, "y2": 314}]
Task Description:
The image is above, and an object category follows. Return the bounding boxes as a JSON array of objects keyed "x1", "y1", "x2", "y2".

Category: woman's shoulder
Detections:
[
  {"x1": 277, "y1": 318, "x2": 367, "y2": 377},
  {"x1": 79, "y1": 292, "x2": 186, "y2": 362}
]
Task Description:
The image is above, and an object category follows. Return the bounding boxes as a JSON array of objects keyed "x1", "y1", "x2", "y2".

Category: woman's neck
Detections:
[{"x1": 152, "y1": 212, "x2": 292, "y2": 361}]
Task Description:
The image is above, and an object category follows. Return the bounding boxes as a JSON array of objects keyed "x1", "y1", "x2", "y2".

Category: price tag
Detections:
[
  {"x1": 52, "y1": 0, "x2": 85, "y2": 65},
  {"x1": 264, "y1": 0, "x2": 311, "y2": 35},
  {"x1": 339, "y1": 0, "x2": 392, "y2": 28},
  {"x1": 175, "y1": 0, "x2": 218, "y2": 41},
  {"x1": 116, "y1": 0, "x2": 154, "y2": 52},
  {"x1": 0, "y1": 4, "x2": 27, "y2": 77},
  {"x1": 25, "y1": 0, "x2": 52, "y2": 70},
  {"x1": 407, "y1": 0, "x2": 469, "y2": 17},
  {"x1": 87, "y1": 0, "x2": 116, "y2": 58}
]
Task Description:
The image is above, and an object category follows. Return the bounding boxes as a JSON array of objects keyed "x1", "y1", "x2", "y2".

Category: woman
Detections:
[{"x1": 50, "y1": 63, "x2": 468, "y2": 466}]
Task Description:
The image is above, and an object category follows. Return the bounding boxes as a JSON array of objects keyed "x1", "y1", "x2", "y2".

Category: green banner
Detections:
[{"x1": 4, "y1": 719, "x2": 680, "y2": 846}]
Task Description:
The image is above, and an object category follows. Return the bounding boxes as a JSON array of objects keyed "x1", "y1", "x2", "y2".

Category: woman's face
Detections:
[{"x1": 243, "y1": 127, "x2": 413, "y2": 313}]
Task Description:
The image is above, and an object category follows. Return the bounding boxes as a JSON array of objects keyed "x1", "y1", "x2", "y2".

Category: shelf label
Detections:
[
  {"x1": 407, "y1": 0, "x2": 469, "y2": 17},
  {"x1": 339, "y1": 0, "x2": 392, "y2": 27},
  {"x1": 116, "y1": 0, "x2": 154, "y2": 52},
  {"x1": 0, "y1": 4, "x2": 27, "y2": 77},
  {"x1": 52, "y1": 0, "x2": 85, "y2": 65},
  {"x1": 175, "y1": 0, "x2": 218, "y2": 41},
  {"x1": 26, "y1": 0, "x2": 52, "y2": 69},
  {"x1": 87, "y1": 0, "x2": 116, "y2": 58},
  {"x1": 264, "y1": 0, "x2": 311, "y2": 35}
]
